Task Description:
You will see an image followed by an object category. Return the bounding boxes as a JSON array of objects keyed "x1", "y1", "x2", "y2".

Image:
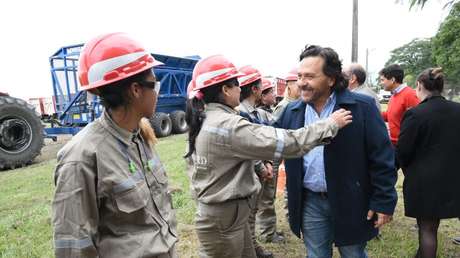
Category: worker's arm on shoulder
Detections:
[
  {"x1": 396, "y1": 110, "x2": 418, "y2": 169},
  {"x1": 52, "y1": 162, "x2": 98, "y2": 258},
  {"x1": 271, "y1": 103, "x2": 288, "y2": 128},
  {"x1": 272, "y1": 102, "x2": 285, "y2": 121},
  {"x1": 230, "y1": 116, "x2": 338, "y2": 161},
  {"x1": 364, "y1": 103, "x2": 398, "y2": 215}
]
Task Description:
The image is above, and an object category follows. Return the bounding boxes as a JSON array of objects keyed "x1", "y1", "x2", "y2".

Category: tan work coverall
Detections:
[
  {"x1": 191, "y1": 103, "x2": 339, "y2": 258},
  {"x1": 253, "y1": 107, "x2": 278, "y2": 242},
  {"x1": 239, "y1": 99, "x2": 278, "y2": 247},
  {"x1": 52, "y1": 111, "x2": 177, "y2": 258}
]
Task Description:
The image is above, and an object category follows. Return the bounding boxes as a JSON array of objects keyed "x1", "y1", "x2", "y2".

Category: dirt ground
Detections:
[{"x1": 34, "y1": 135, "x2": 73, "y2": 164}]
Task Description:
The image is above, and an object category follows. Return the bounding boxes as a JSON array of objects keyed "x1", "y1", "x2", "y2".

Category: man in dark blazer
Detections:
[{"x1": 274, "y1": 45, "x2": 397, "y2": 258}]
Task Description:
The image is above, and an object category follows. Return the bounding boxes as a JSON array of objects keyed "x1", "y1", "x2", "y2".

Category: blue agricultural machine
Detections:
[{"x1": 0, "y1": 44, "x2": 198, "y2": 169}]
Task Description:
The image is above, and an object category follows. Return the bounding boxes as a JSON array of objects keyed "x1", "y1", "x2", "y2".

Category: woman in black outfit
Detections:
[{"x1": 397, "y1": 68, "x2": 460, "y2": 258}]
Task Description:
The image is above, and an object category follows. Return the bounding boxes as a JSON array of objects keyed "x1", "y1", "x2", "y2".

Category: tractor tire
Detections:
[
  {"x1": 0, "y1": 96, "x2": 44, "y2": 170},
  {"x1": 170, "y1": 110, "x2": 188, "y2": 134},
  {"x1": 150, "y1": 112, "x2": 172, "y2": 138}
]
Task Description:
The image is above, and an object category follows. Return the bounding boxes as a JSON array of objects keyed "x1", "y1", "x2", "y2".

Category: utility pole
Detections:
[
  {"x1": 365, "y1": 48, "x2": 369, "y2": 72},
  {"x1": 351, "y1": 0, "x2": 358, "y2": 62}
]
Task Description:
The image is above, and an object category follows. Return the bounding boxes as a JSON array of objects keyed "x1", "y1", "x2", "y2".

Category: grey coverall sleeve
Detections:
[
  {"x1": 52, "y1": 162, "x2": 99, "y2": 258},
  {"x1": 230, "y1": 117, "x2": 338, "y2": 161}
]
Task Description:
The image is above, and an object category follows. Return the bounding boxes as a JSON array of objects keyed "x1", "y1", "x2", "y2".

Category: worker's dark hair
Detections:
[
  {"x1": 239, "y1": 79, "x2": 261, "y2": 101},
  {"x1": 417, "y1": 67, "x2": 444, "y2": 94},
  {"x1": 350, "y1": 65, "x2": 367, "y2": 85},
  {"x1": 98, "y1": 69, "x2": 151, "y2": 109},
  {"x1": 379, "y1": 64, "x2": 404, "y2": 84},
  {"x1": 299, "y1": 45, "x2": 347, "y2": 91},
  {"x1": 184, "y1": 78, "x2": 239, "y2": 158}
]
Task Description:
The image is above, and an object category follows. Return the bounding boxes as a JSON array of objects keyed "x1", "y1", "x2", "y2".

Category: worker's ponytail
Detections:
[
  {"x1": 139, "y1": 117, "x2": 157, "y2": 147},
  {"x1": 184, "y1": 78, "x2": 239, "y2": 158},
  {"x1": 184, "y1": 97, "x2": 206, "y2": 158}
]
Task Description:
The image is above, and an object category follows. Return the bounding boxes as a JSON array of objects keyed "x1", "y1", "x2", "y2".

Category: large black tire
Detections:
[
  {"x1": 150, "y1": 112, "x2": 172, "y2": 138},
  {"x1": 0, "y1": 96, "x2": 44, "y2": 170},
  {"x1": 170, "y1": 110, "x2": 188, "y2": 134}
]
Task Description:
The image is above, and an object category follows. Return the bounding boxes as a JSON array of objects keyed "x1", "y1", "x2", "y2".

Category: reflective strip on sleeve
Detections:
[
  {"x1": 274, "y1": 128, "x2": 285, "y2": 159},
  {"x1": 55, "y1": 237, "x2": 93, "y2": 249},
  {"x1": 112, "y1": 177, "x2": 136, "y2": 194},
  {"x1": 202, "y1": 126, "x2": 229, "y2": 137}
]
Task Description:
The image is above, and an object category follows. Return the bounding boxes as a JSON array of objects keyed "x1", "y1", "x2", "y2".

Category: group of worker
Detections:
[{"x1": 51, "y1": 33, "x2": 459, "y2": 258}]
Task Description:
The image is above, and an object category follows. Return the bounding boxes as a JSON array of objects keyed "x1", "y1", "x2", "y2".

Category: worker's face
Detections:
[
  {"x1": 379, "y1": 75, "x2": 395, "y2": 91},
  {"x1": 222, "y1": 81, "x2": 241, "y2": 108},
  {"x1": 297, "y1": 56, "x2": 334, "y2": 104},
  {"x1": 261, "y1": 88, "x2": 276, "y2": 106},
  {"x1": 252, "y1": 81, "x2": 262, "y2": 101},
  {"x1": 286, "y1": 80, "x2": 300, "y2": 99},
  {"x1": 137, "y1": 71, "x2": 158, "y2": 118}
]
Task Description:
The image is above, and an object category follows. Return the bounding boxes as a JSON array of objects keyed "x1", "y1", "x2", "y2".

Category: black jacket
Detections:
[
  {"x1": 397, "y1": 95, "x2": 460, "y2": 218},
  {"x1": 274, "y1": 89, "x2": 397, "y2": 246}
]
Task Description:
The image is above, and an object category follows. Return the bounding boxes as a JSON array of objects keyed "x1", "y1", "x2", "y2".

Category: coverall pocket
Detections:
[
  {"x1": 114, "y1": 186, "x2": 148, "y2": 213},
  {"x1": 218, "y1": 201, "x2": 247, "y2": 232}
]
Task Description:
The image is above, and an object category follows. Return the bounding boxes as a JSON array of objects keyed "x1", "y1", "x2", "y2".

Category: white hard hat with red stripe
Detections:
[
  {"x1": 192, "y1": 55, "x2": 241, "y2": 91},
  {"x1": 238, "y1": 65, "x2": 262, "y2": 87},
  {"x1": 78, "y1": 32, "x2": 163, "y2": 93}
]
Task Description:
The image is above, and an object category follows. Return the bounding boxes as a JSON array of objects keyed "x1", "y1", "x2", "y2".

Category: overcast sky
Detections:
[{"x1": 0, "y1": 0, "x2": 449, "y2": 99}]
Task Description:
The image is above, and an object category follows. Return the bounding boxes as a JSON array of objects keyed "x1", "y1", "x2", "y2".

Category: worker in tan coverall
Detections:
[
  {"x1": 254, "y1": 78, "x2": 285, "y2": 244},
  {"x1": 272, "y1": 68, "x2": 301, "y2": 220},
  {"x1": 184, "y1": 54, "x2": 352, "y2": 258},
  {"x1": 52, "y1": 33, "x2": 177, "y2": 258},
  {"x1": 236, "y1": 65, "x2": 275, "y2": 258},
  {"x1": 272, "y1": 68, "x2": 301, "y2": 120}
]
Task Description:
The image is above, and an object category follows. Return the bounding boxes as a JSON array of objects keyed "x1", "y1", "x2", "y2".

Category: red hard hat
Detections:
[
  {"x1": 261, "y1": 78, "x2": 275, "y2": 92},
  {"x1": 193, "y1": 55, "x2": 241, "y2": 91},
  {"x1": 238, "y1": 65, "x2": 262, "y2": 87},
  {"x1": 284, "y1": 67, "x2": 298, "y2": 81},
  {"x1": 78, "y1": 32, "x2": 163, "y2": 92}
]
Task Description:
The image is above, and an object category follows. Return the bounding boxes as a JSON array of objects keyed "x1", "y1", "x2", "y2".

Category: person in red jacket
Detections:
[{"x1": 379, "y1": 64, "x2": 419, "y2": 148}]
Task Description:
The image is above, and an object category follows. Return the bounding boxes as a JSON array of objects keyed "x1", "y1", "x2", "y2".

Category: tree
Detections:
[
  {"x1": 351, "y1": 0, "x2": 358, "y2": 62},
  {"x1": 385, "y1": 38, "x2": 434, "y2": 86},
  {"x1": 432, "y1": 2, "x2": 460, "y2": 86},
  {"x1": 406, "y1": 0, "x2": 458, "y2": 9}
]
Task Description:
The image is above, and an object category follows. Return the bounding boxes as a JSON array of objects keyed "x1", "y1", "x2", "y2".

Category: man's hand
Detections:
[{"x1": 367, "y1": 210, "x2": 393, "y2": 228}]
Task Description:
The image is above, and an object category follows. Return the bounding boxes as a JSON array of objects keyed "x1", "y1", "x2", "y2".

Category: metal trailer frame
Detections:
[{"x1": 45, "y1": 44, "x2": 198, "y2": 138}]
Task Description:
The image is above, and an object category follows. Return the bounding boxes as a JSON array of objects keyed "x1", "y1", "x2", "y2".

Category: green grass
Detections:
[
  {"x1": 0, "y1": 159, "x2": 55, "y2": 258},
  {"x1": 1, "y1": 134, "x2": 459, "y2": 257},
  {"x1": 155, "y1": 134, "x2": 196, "y2": 225}
]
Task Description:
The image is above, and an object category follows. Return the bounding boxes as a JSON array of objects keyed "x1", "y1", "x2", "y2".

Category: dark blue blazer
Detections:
[{"x1": 274, "y1": 89, "x2": 397, "y2": 246}]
